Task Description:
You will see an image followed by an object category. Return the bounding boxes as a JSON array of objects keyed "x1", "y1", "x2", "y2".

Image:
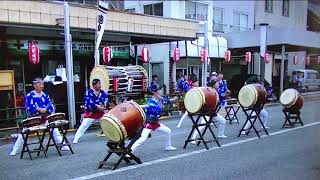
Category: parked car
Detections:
[{"x1": 292, "y1": 69, "x2": 320, "y2": 90}]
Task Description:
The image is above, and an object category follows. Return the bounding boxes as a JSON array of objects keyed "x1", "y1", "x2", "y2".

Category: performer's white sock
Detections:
[{"x1": 177, "y1": 111, "x2": 188, "y2": 127}]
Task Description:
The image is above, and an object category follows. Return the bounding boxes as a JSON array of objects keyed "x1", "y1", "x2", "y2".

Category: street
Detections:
[{"x1": 1, "y1": 99, "x2": 320, "y2": 180}]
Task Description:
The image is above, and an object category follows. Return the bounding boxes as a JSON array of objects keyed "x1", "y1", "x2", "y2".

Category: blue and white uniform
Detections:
[
  {"x1": 217, "y1": 80, "x2": 227, "y2": 107},
  {"x1": 130, "y1": 94, "x2": 177, "y2": 153},
  {"x1": 73, "y1": 89, "x2": 109, "y2": 143},
  {"x1": 10, "y1": 90, "x2": 67, "y2": 156}
]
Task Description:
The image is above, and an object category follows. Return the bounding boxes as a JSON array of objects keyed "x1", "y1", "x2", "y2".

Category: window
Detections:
[
  {"x1": 265, "y1": 0, "x2": 273, "y2": 13},
  {"x1": 213, "y1": 7, "x2": 224, "y2": 32},
  {"x1": 232, "y1": 12, "x2": 248, "y2": 31},
  {"x1": 185, "y1": 1, "x2": 208, "y2": 21},
  {"x1": 125, "y1": 8, "x2": 135, "y2": 13},
  {"x1": 282, "y1": 0, "x2": 289, "y2": 17},
  {"x1": 144, "y1": 3, "x2": 163, "y2": 16}
]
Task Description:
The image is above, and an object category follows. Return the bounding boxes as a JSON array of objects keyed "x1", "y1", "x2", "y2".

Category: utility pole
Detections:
[{"x1": 64, "y1": 2, "x2": 76, "y2": 128}]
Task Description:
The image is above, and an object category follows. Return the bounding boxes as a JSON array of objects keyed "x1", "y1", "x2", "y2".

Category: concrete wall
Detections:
[
  {"x1": 0, "y1": 0, "x2": 198, "y2": 38},
  {"x1": 255, "y1": 0, "x2": 308, "y2": 29}
]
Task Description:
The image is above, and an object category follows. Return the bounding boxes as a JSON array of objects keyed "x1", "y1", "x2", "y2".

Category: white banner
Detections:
[
  {"x1": 260, "y1": 25, "x2": 267, "y2": 58},
  {"x1": 94, "y1": 0, "x2": 108, "y2": 65}
]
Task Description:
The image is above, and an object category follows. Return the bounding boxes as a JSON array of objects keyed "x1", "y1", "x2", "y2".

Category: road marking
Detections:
[{"x1": 69, "y1": 121, "x2": 320, "y2": 180}]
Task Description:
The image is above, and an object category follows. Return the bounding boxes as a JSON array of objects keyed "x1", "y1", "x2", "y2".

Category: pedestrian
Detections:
[
  {"x1": 73, "y1": 79, "x2": 109, "y2": 144},
  {"x1": 10, "y1": 78, "x2": 70, "y2": 156},
  {"x1": 150, "y1": 75, "x2": 160, "y2": 92},
  {"x1": 129, "y1": 86, "x2": 178, "y2": 153},
  {"x1": 216, "y1": 72, "x2": 228, "y2": 108}
]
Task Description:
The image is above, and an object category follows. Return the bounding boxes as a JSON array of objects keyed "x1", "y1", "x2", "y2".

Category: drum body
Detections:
[
  {"x1": 184, "y1": 87, "x2": 219, "y2": 114},
  {"x1": 238, "y1": 84, "x2": 266, "y2": 108},
  {"x1": 280, "y1": 88, "x2": 303, "y2": 111},
  {"x1": 90, "y1": 65, "x2": 148, "y2": 97},
  {"x1": 100, "y1": 101, "x2": 146, "y2": 142}
]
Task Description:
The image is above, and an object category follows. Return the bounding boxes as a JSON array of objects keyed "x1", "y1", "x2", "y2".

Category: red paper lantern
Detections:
[
  {"x1": 173, "y1": 47, "x2": 180, "y2": 62},
  {"x1": 141, "y1": 47, "x2": 149, "y2": 63},
  {"x1": 293, "y1": 55, "x2": 298, "y2": 65},
  {"x1": 317, "y1": 56, "x2": 320, "y2": 65},
  {"x1": 200, "y1": 48, "x2": 207, "y2": 63},
  {"x1": 245, "y1": 51, "x2": 251, "y2": 64},
  {"x1": 225, "y1": 49, "x2": 231, "y2": 63},
  {"x1": 102, "y1": 47, "x2": 111, "y2": 64},
  {"x1": 264, "y1": 52, "x2": 270, "y2": 64},
  {"x1": 28, "y1": 41, "x2": 40, "y2": 64},
  {"x1": 305, "y1": 56, "x2": 310, "y2": 65}
]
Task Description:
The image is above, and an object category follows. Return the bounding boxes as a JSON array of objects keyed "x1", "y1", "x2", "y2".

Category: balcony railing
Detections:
[{"x1": 212, "y1": 23, "x2": 252, "y2": 33}]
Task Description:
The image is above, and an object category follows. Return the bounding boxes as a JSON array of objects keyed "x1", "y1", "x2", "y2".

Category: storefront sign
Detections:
[
  {"x1": 111, "y1": 46, "x2": 129, "y2": 59},
  {"x1": 28, "y1": 41, "x2": 40, "y2": 64}
]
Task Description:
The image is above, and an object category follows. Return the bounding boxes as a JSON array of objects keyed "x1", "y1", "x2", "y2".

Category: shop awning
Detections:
[{"x1": 174, "y1": 35, "x2": 228, "y2": 58}]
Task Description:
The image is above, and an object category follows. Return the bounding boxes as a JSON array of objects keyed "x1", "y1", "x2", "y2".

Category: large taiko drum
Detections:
[
  {"x1": 184, "y1": 87, "x2": 219, "y2": 114},
  {"x1": 238, "y1": 84, "x2": 267, "y2": 108},
  {"x1": 100, "y1": 100, "x2": 146, "y2": 142},
  {"x1": 90, "y1": 65, "x2": 148, "y2": 97},
  {"x1": 280, "y1": 88, "x2": 303, "y2": 111}
]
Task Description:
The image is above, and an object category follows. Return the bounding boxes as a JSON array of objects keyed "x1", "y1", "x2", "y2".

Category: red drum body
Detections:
[
  {"x1": 280, "y1": 88, "x2": 303, "y2": 111},
  {"x1": 184, "y1": 87, "x2": 219, "y2": 114},
  {"x1": 238, "y1": 84, "x2": 266, "y2": 108},
  {"x1": 100, "y1": 101, "x2": 146, "y2": 142}
]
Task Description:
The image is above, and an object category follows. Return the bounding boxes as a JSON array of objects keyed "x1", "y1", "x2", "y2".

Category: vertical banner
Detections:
[
  {"x1": 245, "y1": 51, "x2": 251, "y2": 64},
  {"x1": 317, "y1": 56, "x2": 320, "y2": 65},
  {"x1": 141, "y1": 47, "x2": 149, "y2": 63},
  {"x1": 305, "y1": 56, "x2": 310, "y2": 65},
  {"x1": 264, "y1": 52, "x2": 270, "y2": 64},
  {"x1": 293, "y1": 55, "x2": 298, "y2": 65},
  {"x1": 28, "y1": 41, "x2": 40, "y2": 64},
  {"x1": 200, "y1": 48, "x2": 207, "y2": 64},
  {"x1": 173, "y1": 47, "x2": 180, "y2": 62},
  {"x1": 102, "y1": 46, "x2": 111, "y2": 64},
  {"x1": 94, "y1": 0, "x2": 108, "y2": 66},
  {"x1": 260, "y1": 25, "x2": 267, "y2": 58},
  {"x1": 225, "y1": 49, "x2": 231, "y2": 63}
]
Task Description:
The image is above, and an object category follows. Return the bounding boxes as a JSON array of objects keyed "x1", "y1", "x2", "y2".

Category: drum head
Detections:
[
  {"x1": 280, "y1": 88, "x2": 297, "y2": 106},
  {"x1": 238, "y1": 85, "x2": 256, "y2": 107},
  {"x1": 100, "y1": 116, "x2": 123, "y2": 142},
  {"x1": 90, "y1": 65, "x2": 110, "y2": 92},
  {"x1": 184, "y1": 88, "x2": 204, "y2": 113}
]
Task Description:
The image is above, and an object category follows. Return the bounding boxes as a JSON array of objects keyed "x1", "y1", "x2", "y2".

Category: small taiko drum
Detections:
[
  {"x1": 22, "y1": 117, "x2": 42, "y2": 128},
  {"x1": 100, "y1": 100, "x2": 146, "y2": 142},
  {"x1": 238, "y1": 84, "x2": 267, "y2": 108},
  {"x1": 280, "y1": 88, "x2": 303, "y2": 111},
  {"x1": 184, "y1": 87, "x2": 219, "y2": 114},
  {"x1": 46, "y1": 113, "x2": 69, "y2": 126}
]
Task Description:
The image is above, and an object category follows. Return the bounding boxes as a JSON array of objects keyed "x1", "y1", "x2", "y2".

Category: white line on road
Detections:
[{"x1": 69, "y1": 121, "x2": 320, "y2": 180}]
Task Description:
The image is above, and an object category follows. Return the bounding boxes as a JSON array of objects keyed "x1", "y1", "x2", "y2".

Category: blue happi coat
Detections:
[
  {"x1": 145, "y1": 96, "x2": 171, "y2": 124},
  {"x1": 83, "y1": 89, "x2": 109, "y2": 112},
  {"x1": 25, "y1": 91, "x2": 54, "y2": 117}
]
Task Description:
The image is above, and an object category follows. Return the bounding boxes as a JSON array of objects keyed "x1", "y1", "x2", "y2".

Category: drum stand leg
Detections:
[
  {"x1": 225, "y1": 105, "x2": 240, "y2": 124},
  {"x1": 45, "y1": 126, "x2": 62, "y2": 156},
  {"x1": 98, "y1": 128, "x2": 143, "y2": 170},
  {"x1": 238, "y1": 104, "x2": 269, "y2": 138},
  {"x1": 282, "y1": 109, "x2": 303, "y2": 128},
  {"x1": 183, "y1": 113, "x2": 220, "y2": 150},
  {"x1": 58, "y1": 125, "x2": 74, "y2": 154},
  {"x1": 20, "y1": 130, "x2": 47, "y2": 160}
]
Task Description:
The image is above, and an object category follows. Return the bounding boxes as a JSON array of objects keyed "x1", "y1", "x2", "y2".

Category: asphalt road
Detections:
[{"x1": 0, "y1": 99, "x2": 320, "y2": 180}]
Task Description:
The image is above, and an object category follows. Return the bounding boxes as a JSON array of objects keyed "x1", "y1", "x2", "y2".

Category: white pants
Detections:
[
  {"x1": 131, "y1": 123, "x2": 172, "y2": 153},
  {"x1": 244, "y1": 109, "x2": 269, "y2": 129},
  {"x1": 73, "y1": 118, "x2": 98, "y2": 143},
  {"x1": 10, "y1": 128, "x2": 63, "y2": 155},
  {"x1": 192, "y1": 114, "x2": 226, "y2": 139},
  {"x1": 177, "y1": 111, "x2": 189, "y2": 127}
]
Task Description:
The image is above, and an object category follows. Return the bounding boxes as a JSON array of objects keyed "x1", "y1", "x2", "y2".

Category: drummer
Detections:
[
  {"x1": 73, "y1": 79, "x2": 109, "y2": 144},
  {"x1": 10, "y1": 78, "x2": 69, "y2": 156},
  {"x1": 129, "y1": 86, "x2": 178, "y2": 153}
]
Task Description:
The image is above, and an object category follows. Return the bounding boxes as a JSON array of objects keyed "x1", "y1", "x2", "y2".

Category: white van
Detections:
[{"x1": 292, "y1": 69, "x2": 320, "y2": 89}]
